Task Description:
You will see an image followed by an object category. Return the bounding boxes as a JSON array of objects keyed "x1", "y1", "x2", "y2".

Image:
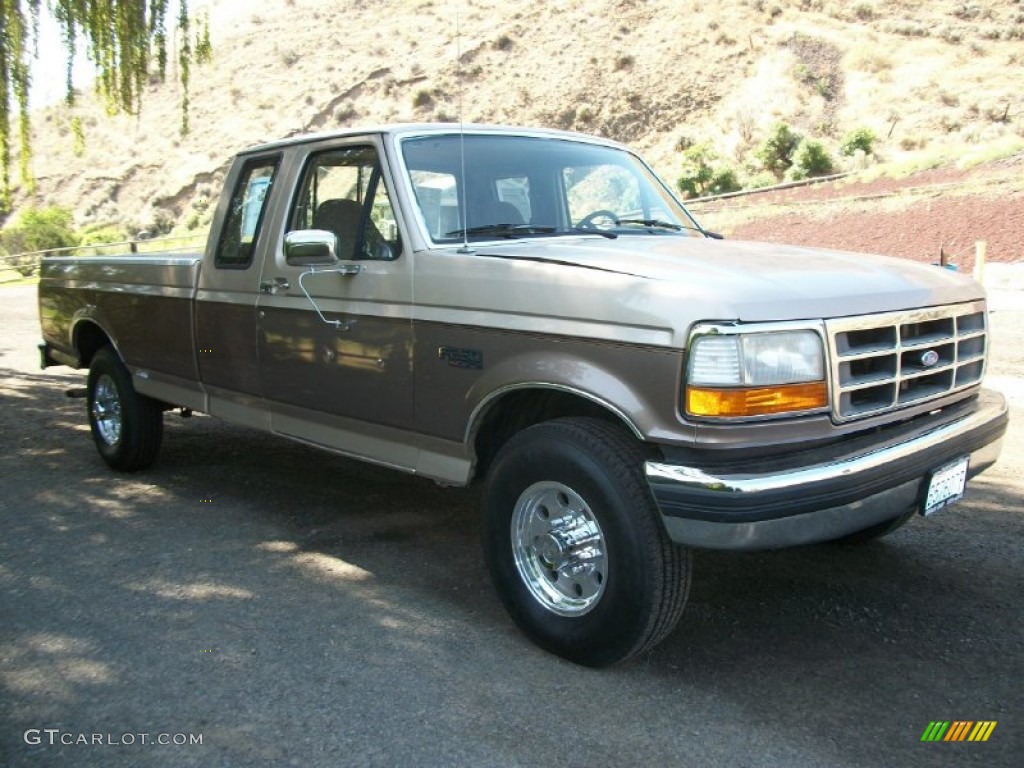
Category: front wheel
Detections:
[
  {"x1": 482, "y1": 417, "x2": 690, "y2": 666},
  {"x1": 87, "y1": 346, "x2": 164, "y2": 471}
]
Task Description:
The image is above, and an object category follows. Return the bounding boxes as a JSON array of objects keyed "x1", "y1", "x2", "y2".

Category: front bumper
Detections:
[{"x1": 645, "y1": 389, "x2": 1008, "y2": 551}]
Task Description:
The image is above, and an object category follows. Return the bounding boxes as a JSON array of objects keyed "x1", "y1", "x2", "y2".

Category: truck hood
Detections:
[
  {"x1": 474, "y1": 236, "x2": 984, "y2": 321},
  {"x1": 417, "y1": 235, "x2": 985, "y2": 348}
]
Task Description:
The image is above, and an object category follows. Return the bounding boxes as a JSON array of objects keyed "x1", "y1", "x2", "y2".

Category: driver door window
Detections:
[{"x1": 291, "y1": 147, "x2": 400, "y2": 260}]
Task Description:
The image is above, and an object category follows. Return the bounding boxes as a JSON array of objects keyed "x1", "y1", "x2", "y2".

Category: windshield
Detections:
[{"x1": 400, "y1": 133, "x2": 705, "y2": 243}]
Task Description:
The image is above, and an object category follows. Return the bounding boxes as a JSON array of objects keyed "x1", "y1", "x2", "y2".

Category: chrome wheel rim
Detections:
[
  {"x1": 92, "y1": 374, "x2": 122, "y2": 446},
  {"x1": 511, "y1": 481, "x2": 607, "y2": 617}
]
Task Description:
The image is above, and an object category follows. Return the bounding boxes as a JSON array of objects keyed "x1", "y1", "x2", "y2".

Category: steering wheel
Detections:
[{"x1": 576, "y1": 209, "x2": 619, "y2": 230}]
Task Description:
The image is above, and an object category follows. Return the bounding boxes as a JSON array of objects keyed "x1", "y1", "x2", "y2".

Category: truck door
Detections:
[
  {"x1": 195, "y1": 153, "x2": 281, "y2": 426},
  {"x1": 255, "y1": 140, "x2": 414, "y2": 445}
]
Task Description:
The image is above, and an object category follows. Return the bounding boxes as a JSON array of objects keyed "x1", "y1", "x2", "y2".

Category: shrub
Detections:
[
  {"x1": 412, "y1": 89, "x2": 433, "y2": 109},
  {"x1": 852, "y1": 3, "x2": 874, "y2": 20},
  {"x1": 755, "y1": 122, "x2": 802, "y2": 176},
  {"x1": 676, "y1": 145, "x2": 742, "y2": 199},
  {"x1": 0, "y1": 205, "x2": 79, "y2": 256},
  {"x1": 787, "y1": 139, "x2": 835, "y2": 180},
  {"x1": 674, "y1": 134, "x2": 696, "y2": 153},
  {"x1": 707, "y1": 167, "x2": 742, "y2": 196},
  {"x1": 745, "y1": 170, "x2": 779, "y2": 189},
  {"x1": 839, "y1": 127, "x2": 877, "y2": 156},
  {"x1": 79, "y1": 223, "x2": 129, "y2": 246}
]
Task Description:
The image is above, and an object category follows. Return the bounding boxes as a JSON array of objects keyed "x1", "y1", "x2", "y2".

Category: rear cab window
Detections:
[{"x1": 215, "y1": 157, "x2": 280, "y2": 269}]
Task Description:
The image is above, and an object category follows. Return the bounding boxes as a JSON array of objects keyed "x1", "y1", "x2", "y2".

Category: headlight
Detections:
[{"x1": 686, "y1": 330, "x2": 828, "y2": 417}]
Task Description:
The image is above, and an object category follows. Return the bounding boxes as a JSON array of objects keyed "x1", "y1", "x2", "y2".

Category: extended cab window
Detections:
[
  {"x1": 215, "y1": 157, "x2": 279, "y2": 269},
  {"x1": 290, "y1": 146, "x2": 400, "y2": 261}
]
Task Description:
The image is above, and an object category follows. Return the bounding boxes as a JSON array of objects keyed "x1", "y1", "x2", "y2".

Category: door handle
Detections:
[{"x1": 259, "y1": 277, "x2": 290, "y2": 294}]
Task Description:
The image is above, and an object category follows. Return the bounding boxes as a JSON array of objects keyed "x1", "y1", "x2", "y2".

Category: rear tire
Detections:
[
  {"x1": 482, "y1": 417, "x2": 690, "y2": 667},
  {"x1": 87, "y1": 346, "x2": 163, "y2": 471}
]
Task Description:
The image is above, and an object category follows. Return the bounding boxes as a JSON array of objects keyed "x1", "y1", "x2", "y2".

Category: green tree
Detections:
[
  {"x1": 787, "y1": 139, "x2": 835, "y2": 180},
  {"x1": 0, "y1": 1, "x2": 210, "y2": 210},
  {"x1": 676, "y1": 144, "x2": 742, "y2": 199},
  {"x1": 0, "y1": 204, "x2": 79, "y2": 253},
  {"x1": 0, "y1": 204, "x2": 79, "y2": 275},
  {"x1": 755, "y1": 122, "x2": 802, "y2": 177},
  {"x1": 840, "y1": 127, "x2": 877, "y2": 157}
]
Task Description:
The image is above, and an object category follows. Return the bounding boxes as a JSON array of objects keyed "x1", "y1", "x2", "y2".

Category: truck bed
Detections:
[{"x1": 39, "y1": 253, "x2": 203, "y2": 387}]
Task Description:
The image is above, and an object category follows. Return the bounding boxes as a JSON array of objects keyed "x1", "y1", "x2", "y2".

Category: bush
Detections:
[
  {"x1": 676, "y1": 145, "x2": 742, "y2": 199},
  {"x1": 0, "y1": 205, "x2": 79, "y2": 257},
  {"x1": 787, "y1": 139, "x2": 835, "y2": 180},
  {"x1": 707, "y1": 167, "x2": 742, "y2": 197},
  {"x1": 755, "y1": 122, "x2": 802, "y2": 176},
  {"x1": 839, "y1": 127, "x2": 877, "y2": 157},
  {"x1": 79, "y1": 223, "x2": 129, "y2": 246},
  {"x1": 745, "y1": 170, "x2": 779, "y2": 189},
  {"x1": 412, "y1": 89, "x2": 434, "y2": 109}
]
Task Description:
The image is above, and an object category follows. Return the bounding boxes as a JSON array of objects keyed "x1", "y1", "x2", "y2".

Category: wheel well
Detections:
[
  {"x1": 471, "y1": 389, "x2": 635, "y2": 482},
  {"x1": 74, "y1": 322, "x2": 112, "y2": 368}
]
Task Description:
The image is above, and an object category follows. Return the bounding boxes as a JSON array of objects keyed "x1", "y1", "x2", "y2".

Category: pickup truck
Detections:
[{"x1": 38, "y1": 124, "x2": 1008, "y2": 666}]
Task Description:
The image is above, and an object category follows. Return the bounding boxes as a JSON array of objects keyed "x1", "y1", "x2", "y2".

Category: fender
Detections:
[
  {"x1": 463, "y1": 348, "x2": 689, "y2": 446},
  {"x1": 70, "y1": 307, "x2": 122, "y2": 367}
]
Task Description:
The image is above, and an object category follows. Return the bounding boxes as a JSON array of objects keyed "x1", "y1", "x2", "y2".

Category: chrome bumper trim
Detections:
[{"x1": 645, "y1": 391, "x2": 1007, "y2": 550}]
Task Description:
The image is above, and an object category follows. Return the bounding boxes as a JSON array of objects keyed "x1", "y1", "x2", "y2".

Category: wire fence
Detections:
[{"x1": 0, "y1": 233, "x2": 207, "y2": 283}]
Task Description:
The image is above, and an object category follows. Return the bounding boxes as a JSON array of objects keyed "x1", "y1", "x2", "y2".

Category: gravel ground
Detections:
[
  {"x1": 696, "y1": 153, "x2": 1024, "y2": 268},
  {"x1": 1, "y1": 282, "x2": 1022, "y2": 768}
]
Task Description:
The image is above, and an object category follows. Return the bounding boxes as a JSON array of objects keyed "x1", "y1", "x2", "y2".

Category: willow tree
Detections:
[{"x1": 0, "y1": 0, "x2": 210, "y2": 210}]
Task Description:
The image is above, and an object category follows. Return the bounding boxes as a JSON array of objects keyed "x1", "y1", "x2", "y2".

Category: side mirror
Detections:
[{"x1": 284, "y1": 229, "x2": 340, "y2": 266}]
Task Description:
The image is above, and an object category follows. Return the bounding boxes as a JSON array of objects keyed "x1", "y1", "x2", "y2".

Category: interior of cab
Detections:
[
  {"x1": 290, "y1": 145, "x2": 401, "y2": 260},
  {"x1": 401, "y1": 133, "x2": 698, "y2": 242}
]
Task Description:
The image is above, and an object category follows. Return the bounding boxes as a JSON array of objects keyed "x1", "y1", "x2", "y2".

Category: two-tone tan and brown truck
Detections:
[{"x1": 38, "y1": 124, "x2": 1008, "y2": 666}]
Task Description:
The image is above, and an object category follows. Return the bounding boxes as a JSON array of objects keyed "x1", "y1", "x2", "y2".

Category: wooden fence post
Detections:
[{"x1": 973, "y1": 241, "x2": 987, "y2": 283}]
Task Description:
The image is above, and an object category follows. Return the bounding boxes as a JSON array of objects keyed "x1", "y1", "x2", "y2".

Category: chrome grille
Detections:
[{"x1": 826, "y1": 301, "x2": 987, "y2": 422}]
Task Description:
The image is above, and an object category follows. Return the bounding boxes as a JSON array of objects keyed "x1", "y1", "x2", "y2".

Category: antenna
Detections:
[{"x1": 455, "y1": 1, "x2": 473, "y2": 254}]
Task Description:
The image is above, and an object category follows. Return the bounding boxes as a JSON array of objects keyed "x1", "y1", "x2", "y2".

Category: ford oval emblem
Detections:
[{"x1": 920, "y1": 349, "x2": 940, "y2": 368}]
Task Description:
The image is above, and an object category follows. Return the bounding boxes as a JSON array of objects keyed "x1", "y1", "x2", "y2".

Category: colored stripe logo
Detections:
[{"x1": 921, "y1": 721, "x2": 997, "y2": 742}]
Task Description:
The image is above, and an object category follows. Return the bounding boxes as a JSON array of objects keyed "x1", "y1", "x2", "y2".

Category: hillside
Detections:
[
  {"x1": 7, "y1": 0, "x2": 1024, "y2": 235},
  {"x1": 692, "y1": 152, "x2": 1024, "y2": 265}
]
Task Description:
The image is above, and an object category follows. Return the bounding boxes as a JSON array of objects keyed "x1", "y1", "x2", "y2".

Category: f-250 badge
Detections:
[{"x1": 438, "y1": 346, "x2": 483, "y2": 370}]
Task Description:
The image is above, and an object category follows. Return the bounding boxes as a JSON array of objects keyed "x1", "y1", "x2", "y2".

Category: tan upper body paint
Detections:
[{"x1": 38, "y1": 124, "x2": 989, "y2": 484}]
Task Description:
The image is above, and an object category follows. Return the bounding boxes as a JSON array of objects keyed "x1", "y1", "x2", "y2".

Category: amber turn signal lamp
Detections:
[{"x1": 686, "y1": 381, "x2": 828, "y2": 417}]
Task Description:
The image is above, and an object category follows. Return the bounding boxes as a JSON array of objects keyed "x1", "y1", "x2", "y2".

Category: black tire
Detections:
[
  {"x1": 87, "y1": 346, "x2": 164, "y2": 471},
  {"x1": 482, "y1": 417, "x2": 690, "y2": 667},
  {"x1": 832, "y1": 506, "x2": 916, "y2": 545}
]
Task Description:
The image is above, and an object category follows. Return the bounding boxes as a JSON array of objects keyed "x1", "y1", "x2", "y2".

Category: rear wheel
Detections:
[
  {"x1": 87, "y1": 346, "x2": 163, "y2": 471},
  {"x1": 482, "y1": 417, "x2": 690, "y2": 667}
]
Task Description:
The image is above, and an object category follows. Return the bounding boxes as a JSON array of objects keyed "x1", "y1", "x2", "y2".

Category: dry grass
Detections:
[{"x1": 11, "y1": 0, "x2": 1024, "y2": 231}]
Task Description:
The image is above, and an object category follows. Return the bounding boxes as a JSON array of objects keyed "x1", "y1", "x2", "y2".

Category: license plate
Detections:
[{"x1": 922, "y1": 456, "x2": 969, "y2": 516}]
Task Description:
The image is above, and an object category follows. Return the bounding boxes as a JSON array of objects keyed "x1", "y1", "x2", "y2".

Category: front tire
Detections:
[
  {"x1": 482, "y1": 417, "x2": 690, "y2": 667},
  {"x1": 87, "y1": 346, "x2": 163, "y2": 471}
]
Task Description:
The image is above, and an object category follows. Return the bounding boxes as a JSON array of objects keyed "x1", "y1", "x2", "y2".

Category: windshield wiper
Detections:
[
  {"x1": 445, "y1": 224, "x2": 556, "y2": 238},
  {"x1": 447, "y1": 223, "x2": 619, "y2": 241},
  {"x1": 616, "y1": 218, "x2": 721, "y2": 238},
  {"x1": 615, "y1": 218, "x2": 684, "y2": 231},
  {"x1": 567, "y1": 226, "x2": 618, "y2": 240}
]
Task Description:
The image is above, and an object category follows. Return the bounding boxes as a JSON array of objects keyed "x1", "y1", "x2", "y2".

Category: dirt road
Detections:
[{"x1": 1, "y1": 284, "x2": 1021, "y2": 767}]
